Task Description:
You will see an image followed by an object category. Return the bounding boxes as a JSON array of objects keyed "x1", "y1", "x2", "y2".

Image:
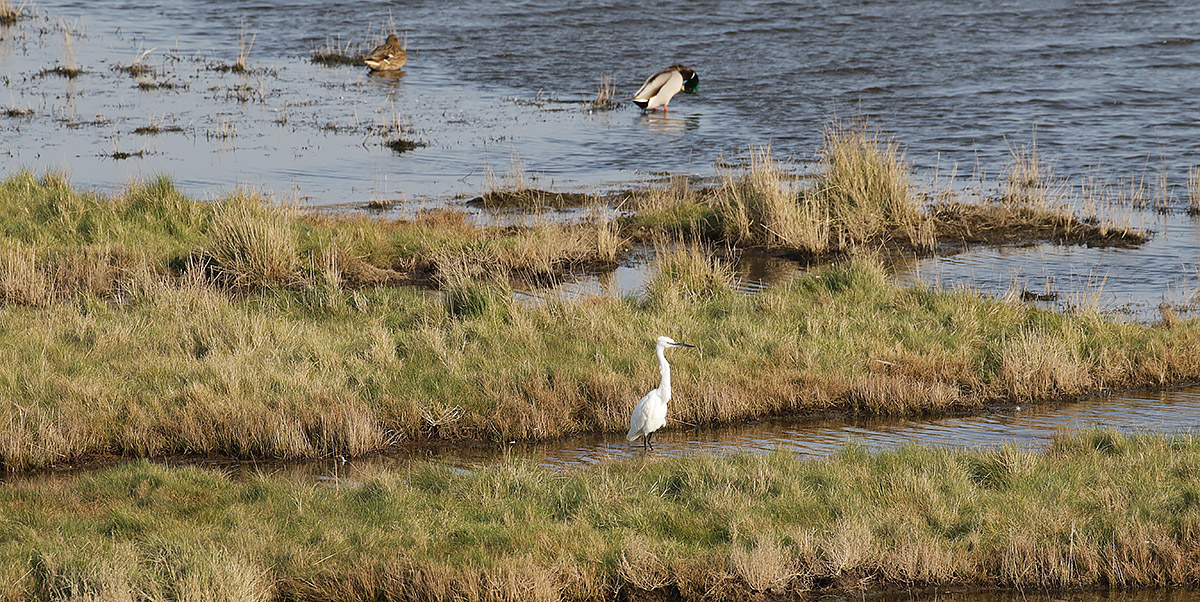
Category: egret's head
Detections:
[{"x1": 656, "y1": 336, "x2": 695, "y2": 349}]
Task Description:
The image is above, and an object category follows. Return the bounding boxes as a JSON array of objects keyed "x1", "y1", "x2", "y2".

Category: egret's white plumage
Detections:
[
  {"x1": 627, "y1": 336, "x2": 695, "y2": 448},
  {"x1": 632, "y1": 65, "x2": 699, "y2": 112}
]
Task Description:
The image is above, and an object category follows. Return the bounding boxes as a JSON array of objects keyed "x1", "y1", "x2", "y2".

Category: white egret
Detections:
[{"x1": 626, "y1": 336, "x2": 695, "y2": 448}]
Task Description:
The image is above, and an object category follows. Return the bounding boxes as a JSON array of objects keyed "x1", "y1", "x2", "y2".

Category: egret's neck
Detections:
[{"x1": 657, "y1": 346, "x2": 671, "y2": 401}]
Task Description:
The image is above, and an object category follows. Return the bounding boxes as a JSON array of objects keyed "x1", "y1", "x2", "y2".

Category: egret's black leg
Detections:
[{"x1": 646, "y1": 432, "x2": 653, "y2": 449}]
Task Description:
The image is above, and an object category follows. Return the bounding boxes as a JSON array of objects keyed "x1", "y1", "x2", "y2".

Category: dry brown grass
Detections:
[
  {"x1": 205, "y1": 195, "x2": 298, "y2": 287},
  {"x1": 588, "y1": 74, "x2": 617, "y2": 110},
  {"x1": 1189, "y1": 165, "x2": 1200, "y2": 216},
  {"x1": 718, "y1": 146, "x2": 822, "y2": 250},
  {"x1": 0, "y1": 0, "x2": 30, "y2": 25}
]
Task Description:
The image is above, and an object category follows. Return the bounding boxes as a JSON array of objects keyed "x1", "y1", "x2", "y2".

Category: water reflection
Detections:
[{"x1": 153, "y1": 385, "x2": 1200, "y2": 485}]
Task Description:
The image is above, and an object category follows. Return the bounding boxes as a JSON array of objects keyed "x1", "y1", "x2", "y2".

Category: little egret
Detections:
[{"x1": 626, "y1": 336, "x2": 695, "y2": 448}]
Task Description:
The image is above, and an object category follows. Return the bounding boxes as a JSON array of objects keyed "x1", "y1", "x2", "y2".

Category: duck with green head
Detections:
[{"x1": 632, "y1": 64, "x2": 698, "y2": 113}]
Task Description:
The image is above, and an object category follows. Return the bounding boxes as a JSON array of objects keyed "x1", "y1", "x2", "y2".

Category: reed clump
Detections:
[
  {"x1": 624, "y1": 120, "x2": 1144, "y2": 257},
  {"x1": 310, "y1": 35, "x2": 366, "y2": 66},
  {"x1": 0, "y1": 0, "x2": 29, "y2": 26},
  {"x1": 587, "y1": 74, "x2": 618, "y2": 110},
  {"x1": 809, "y1": 121, "x2": 928, "y2": 248},
  {"x1": 1188, "y1": 165, "x2": 1200, "y2": 216},
  {"x1": 3, "y1": 431, "x2": 1200, "y2": 600}
]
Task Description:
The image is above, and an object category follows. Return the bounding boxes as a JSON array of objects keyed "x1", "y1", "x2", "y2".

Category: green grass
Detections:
[
  {"x1": 2, "y1": 431, "x2": 1199, "y2": 600},
  {"x1": 0, "y1": 171, "x2": 1197, "y2": 471}
]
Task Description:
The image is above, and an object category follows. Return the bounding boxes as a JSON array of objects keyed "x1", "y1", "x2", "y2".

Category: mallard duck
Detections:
[
  {"x1": 364, "y1": 33, "x2": 406, "y2": 71},
  {"x1": 632, "y1": 64, "x2": 698, "y2": 113}
]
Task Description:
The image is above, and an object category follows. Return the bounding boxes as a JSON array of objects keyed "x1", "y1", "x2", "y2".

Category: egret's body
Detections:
[
  {"x1": 632, "y1": 65, "x2": 699, "y2": 113},
  {"x1": 364, "y1": 34, "x2": 407, "y2": 71},
  {"x1": 627, "y1": 336, "x2": 695, "y2": 448}
]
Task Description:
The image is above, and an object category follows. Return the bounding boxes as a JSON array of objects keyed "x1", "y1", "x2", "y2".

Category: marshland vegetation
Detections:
[
  {"x1": 2, "y1": 431, "x2": 1199, "y2": 600},
  {"x1": 620, "y1": 123, "x2": 1146, "y2": 258},
  {"x1": 0, "y1": 155, "x2": 1196, "y2": 472}
]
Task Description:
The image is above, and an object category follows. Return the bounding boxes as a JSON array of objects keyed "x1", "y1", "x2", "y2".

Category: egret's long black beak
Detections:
[{"x1": 672, "y1": 342, "x2": 696, "y2": 348}]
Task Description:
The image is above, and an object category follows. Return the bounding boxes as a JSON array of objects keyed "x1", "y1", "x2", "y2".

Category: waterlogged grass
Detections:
[
  {"x1": 0, "y1": 171, "x2": 1197, "y2": 471},
  {"x1": 2, "y1": 431, "x2": 1199, "y2": 600},
  {"x1": 623, "y1": 124, "x2": 1145, "y2": 257},
  {"x1": 0, "y1": 170, "x2": 622, "y2": 297}
]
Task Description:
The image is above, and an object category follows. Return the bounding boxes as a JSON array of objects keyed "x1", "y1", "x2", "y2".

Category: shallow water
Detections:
[
  {"x1": 12, "y1": 384, "x2": 1180, "y2": 488},
  {"x1": 2, "y1": 0, "x2": 1199, "y2": 318},
  {"x1": 4, "y1": 0, "x2": 1200, "y2": 203}
]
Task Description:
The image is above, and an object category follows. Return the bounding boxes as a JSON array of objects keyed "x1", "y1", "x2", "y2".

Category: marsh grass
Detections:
[
  {"x1": 587, "y1": 74, "x2": 618, "y2": 110},
  {"x1": 114, "y1": 46, "x2": 155, "y2": 77},
  {"x1": 0, "y1": 0, "x2": 29, "y2": 25},
  {"x1": 204, "y1": 194, "x2": 299, "y2": 288},
  {"x1": 310, "y1": 35, "x2": 366, "y2": 66},
  {"x1": 718, "y1": 145, "x2": 825, "y2": 250},
  {"x1": 2, "y1": 106, "x2": 34, "y2": 118},
  {"x1": 1188, "y1": 166, "x2": 1199, "y2": 216},
  {"x1": 3, "y1": 431, "x2": 1200, "y2": 601},
  {"x1": 0, "y1": 172, "x2": 1192, "y2": 471},
  {"x1": 810, "y1": 121, "x2": 927, "y2": 248},
  {"x1": 235, "y1": 21, "x2": 256, "y2": 73},
  {"x1": 471, "y1": 155, "x2": 603, "y2": 210},
  {"x1": 643, "y1": 243, "x2": 735, "y2": 306},
  {"x1": 39, "y1": 26, "x2": 83, "y2": 78},
  {"x1": 625, "y1": 122, "x2": 1144, "y2": 255}
]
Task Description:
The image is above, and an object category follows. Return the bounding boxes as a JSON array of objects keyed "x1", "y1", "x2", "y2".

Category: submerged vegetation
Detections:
[
  {"x1": 2, "y1": 431, "x2": 1199, "y2": 600},
  {"x1": 0, "y1": 170, "x2": 1196, "y2": 471},
  {"x1": 310, "y1": 35, "x2": 367, "y2": 66}
]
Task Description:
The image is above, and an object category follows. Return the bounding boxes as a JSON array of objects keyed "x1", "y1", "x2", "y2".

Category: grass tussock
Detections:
[
  {"x1": 310, "y1": 35, "x2": 366, "y2": 66},
  {"x1": 588, "y1": 74, "x2": 618, "y2": 110},
  {"x1": 810, "y1": 121, "x2": 926, "y2": 247},
  {"x1": 469, "y1": 155, "x2": 605, "y2": 210},
  {"x1": 1188, "y1": 165, "x2": 1200, "y2": 217},
  {"x1": 204, "y1": 195, "x2": 299, "y2": 288},
  {"x1": 0, "y1": 173, "x2": 1197, "y2": 471},
  {"x1": 3, "y1": 431, "x2": 1200, "y2": 600},
  {"x1": 0, "y1": 0, "x2": 29, "y2": 26},
  {"x1": 623, "y1": 120, "x2": 1144, "y2": 258}
]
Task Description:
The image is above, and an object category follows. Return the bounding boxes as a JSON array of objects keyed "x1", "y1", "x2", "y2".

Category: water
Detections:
[
  {"x1": 9, "y1": 384, "x2": 1188, "y2": 488},
  {"x1": 4, "y1": 0, "x2": 1199, "y2": 204}
]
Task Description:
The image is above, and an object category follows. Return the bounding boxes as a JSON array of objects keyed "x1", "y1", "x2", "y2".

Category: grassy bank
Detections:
[
  {"x1": 0, "y1": 171, "x2": 1196, "y2": 471},
  {"x1": 2, "y1": 431, "x2": 1199, "y2": 600}
]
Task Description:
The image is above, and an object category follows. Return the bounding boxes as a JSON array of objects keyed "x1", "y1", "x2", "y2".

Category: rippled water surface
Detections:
[{"x1": 4, "y1": 0, "x2": 1199, "y2": 203}]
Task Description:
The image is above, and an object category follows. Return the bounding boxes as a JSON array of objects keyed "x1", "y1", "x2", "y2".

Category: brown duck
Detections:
[{"x1": 364, "y1": 34, "x2": 407, "y2": 71}]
